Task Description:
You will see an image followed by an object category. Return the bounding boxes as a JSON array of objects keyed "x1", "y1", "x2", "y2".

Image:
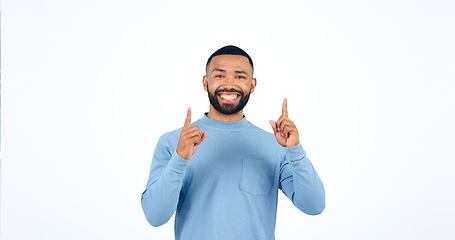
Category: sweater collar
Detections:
[{"x1": 198, "y1": 113, "x2": 250, "y2": 129}]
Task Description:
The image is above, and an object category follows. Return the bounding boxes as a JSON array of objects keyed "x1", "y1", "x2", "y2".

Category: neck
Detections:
[{"x1": 207, "y1": 105, "x2": 244, "y2": 122}]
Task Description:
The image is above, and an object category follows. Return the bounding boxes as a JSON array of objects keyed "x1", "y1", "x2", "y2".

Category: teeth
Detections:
[{"x1": 220, "y1": 94, "x2": 237, "y2": 100}]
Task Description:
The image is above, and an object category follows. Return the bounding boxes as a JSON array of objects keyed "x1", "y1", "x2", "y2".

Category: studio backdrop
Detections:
[{"x1": 2, "y1": 1, "x2": 455, "y2": 239}]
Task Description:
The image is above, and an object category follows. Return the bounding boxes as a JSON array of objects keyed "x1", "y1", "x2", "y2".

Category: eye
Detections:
[
  {"x1": 236, "y1": 75, "x2": 246, "y2": 79},
  {"x1": 215, "y1": 74, "x2": 223, "y2": 78}
]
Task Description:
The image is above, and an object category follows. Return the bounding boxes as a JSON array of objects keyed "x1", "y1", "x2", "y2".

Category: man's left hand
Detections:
[{"x1": 269, "y1": 98, "x2": 299, "y2": 147}]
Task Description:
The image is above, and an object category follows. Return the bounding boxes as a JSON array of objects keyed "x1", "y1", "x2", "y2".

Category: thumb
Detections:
[
  {"x1": 269, "y1": 120, "x2": 278, "y2": 135},
  {"x1": 201, "y1": 132, "x2": 208, "y2": 142}
]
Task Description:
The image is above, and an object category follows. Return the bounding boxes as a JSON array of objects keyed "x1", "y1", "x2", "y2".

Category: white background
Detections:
[{"x1": 2, "y1": 0, "x2": 455, "y2": 239}]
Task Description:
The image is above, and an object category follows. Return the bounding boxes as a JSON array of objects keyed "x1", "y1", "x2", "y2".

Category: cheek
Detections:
[
  {"x1": 207, "y1": 80, "x2": 221, "y2": 91},
  {"x1": 241, "y1": 82, "x2": 253, "y2": 92},
  {"x1": 206, "y1": 83, "x2": 216, "y2": 94}
]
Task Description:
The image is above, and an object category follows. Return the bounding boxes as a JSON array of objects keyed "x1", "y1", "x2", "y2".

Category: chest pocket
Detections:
[{"x1": 240, "y1": 158, "x2": 276, "y2": 196}]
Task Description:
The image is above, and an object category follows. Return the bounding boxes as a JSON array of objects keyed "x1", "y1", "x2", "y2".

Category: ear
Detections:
[
  {"x1": 250, "y1": 78, "x2": 257, "y2": 93},
  {"x1": 203, "y1": 75, "x2": 208, "y2": 92}
]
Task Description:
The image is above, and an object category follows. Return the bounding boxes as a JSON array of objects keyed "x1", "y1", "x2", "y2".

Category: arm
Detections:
[
  {"x1": 279, "y1": 143, "x2": 325, "y2": 215},
  {"x1": 270, "y1": 99, "x2": 325, "y2": 215},
  {"x1": 141, "y1": 108, "x2": 207, "y2": 227},
  {"x1": 140, "y1": 136, "x2": 189, "y2": 226}
]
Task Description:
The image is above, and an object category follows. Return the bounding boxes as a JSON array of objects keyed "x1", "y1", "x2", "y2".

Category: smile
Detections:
[{"x1": 219, "y1": 93, "x2": 240, "y2": 100}]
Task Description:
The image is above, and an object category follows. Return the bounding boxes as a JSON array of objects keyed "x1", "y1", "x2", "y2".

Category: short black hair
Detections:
[{"x1": 206, "y1": 45, "x2": 254, "y2": 70}]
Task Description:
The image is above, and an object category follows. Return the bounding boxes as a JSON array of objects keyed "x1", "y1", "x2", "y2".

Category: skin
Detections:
[
  {"x1": 176, "y1": 54, "x2": 300, "y2": 160},
  {"x1": 204, "y1": 54, "x2": 257, "y2": 122}
]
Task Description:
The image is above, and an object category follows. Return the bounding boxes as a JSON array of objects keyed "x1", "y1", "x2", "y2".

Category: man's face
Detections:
[{"x1": 203, "y1": 55, "x2": 256, "y2": 115}]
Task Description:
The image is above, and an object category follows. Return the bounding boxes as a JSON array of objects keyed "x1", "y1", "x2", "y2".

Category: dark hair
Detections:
[{"x1": 206, "y1": 45, "x2": 254, "y2": 70}]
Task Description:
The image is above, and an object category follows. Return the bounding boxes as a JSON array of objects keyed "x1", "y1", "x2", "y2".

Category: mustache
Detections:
[{"x1": 214, "y1": 88, "x2": 244, "y2": 96}]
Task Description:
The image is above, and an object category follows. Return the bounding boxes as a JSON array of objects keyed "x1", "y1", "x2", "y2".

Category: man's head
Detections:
[
  {"x1": 206, "y1": 45, "x2": 254, "y2": 72},
  {"x1": 203, "y1": 45, "x2": 256, "y2": 116}
]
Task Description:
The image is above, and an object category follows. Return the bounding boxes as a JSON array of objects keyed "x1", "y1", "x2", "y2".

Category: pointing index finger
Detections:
[
  {"x1": 282, "y1": 98, "x2": 288, "y2": 117},
  {"x1": 183, "y1": 107, "x2": 192, "y2": 129}
]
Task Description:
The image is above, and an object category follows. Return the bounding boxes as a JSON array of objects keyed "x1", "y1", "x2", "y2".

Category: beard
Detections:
[{"x1": 207, "y1": 87, "x2": 251, "y2": 115}]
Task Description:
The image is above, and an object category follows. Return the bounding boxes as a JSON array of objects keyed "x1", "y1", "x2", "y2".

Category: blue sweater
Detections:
[{"x1": 141, "y1": 114, "x2": 325, "y2": 239}]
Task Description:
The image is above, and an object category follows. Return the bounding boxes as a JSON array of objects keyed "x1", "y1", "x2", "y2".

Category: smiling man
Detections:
[{"x1": 141, "y1": 45, "x2": 325, "y2": 240}]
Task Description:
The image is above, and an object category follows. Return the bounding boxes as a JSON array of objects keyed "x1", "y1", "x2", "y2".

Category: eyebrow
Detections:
[
  {"x1": 211, "y1": 68, "x2": 249, "y2": 76},
  {"x1": 212, "y1": 68, "x2": 226, "y2": 73},
  {"x1": 234, "y1": 70, "x2": 248, "y2": 76}
]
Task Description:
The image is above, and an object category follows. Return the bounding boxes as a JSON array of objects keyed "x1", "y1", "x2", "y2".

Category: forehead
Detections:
[{"x1": 207, "y1": 55, "x2": 253, "y2": 74}]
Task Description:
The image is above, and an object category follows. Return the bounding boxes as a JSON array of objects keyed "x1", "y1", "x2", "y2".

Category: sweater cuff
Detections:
[
  {"x1": 167, "y1": 151, "x2": 190, "y2": 175},
  {"x1": 285, "y1": 142, "x2": 307, "y2": 162}
]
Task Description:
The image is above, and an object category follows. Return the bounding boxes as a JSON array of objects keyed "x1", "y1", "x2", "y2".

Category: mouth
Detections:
[{"x1": 218, "y1": 92, "x2": 241, "y2": 103}]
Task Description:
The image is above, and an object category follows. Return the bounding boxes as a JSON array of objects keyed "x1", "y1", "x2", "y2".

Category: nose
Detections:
[
  {"x1": 224, "y1": 75, "x2": 237, "y2": 83},
  {"x1": 217, "y1": 75, "x2": 237, "y2": 90}
]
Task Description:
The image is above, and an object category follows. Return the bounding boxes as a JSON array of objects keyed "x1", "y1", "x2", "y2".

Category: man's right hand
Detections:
[{"x1": 176, "y1": 108, "x2": 207, "y2": 160}]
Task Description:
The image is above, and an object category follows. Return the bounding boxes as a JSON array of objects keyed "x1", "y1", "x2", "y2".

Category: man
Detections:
[{"x1": 141, "y1": 45, "x2": 325, "y2": 239}]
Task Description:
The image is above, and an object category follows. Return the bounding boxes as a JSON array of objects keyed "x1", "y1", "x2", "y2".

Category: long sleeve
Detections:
[
  {"x1": 141, "y1": 135, "x2": 189, "y2": 227},
  {"x1": 279, "y1": 142, "x2": 326, "y2": 215}
]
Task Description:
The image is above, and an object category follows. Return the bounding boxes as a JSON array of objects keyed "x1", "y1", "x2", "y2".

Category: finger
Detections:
[
  {"x1": 201, "y1": 132, "x2": 208, "y2": 142},
  {"x1": 183, "y1": 107, "x2": 192, "y2": 129},
  {"x1": 184, "y1": 127, "x2": 203, "y2": 139},
  {"x1": 269, "y1": 120, "x2": 278, "y2": 135},
  {"x1": 187, "y1": 135, "x2": 203, "y2": 146},
  {"x1": 278, "y1": 119, "x2": 294, "y2": 135},
  {"x1": 276, "y1": 115, "x2": 289, "y2": 132},
  {"x1": 191, "y1": 126, "x2": 203, "y2": 137},
  {"x1": 193, "y1": 126, "x2": 202, "y2": 137},
  {"x1": 280, "y1": 124, "x2": 294, "y2": 137},
  {"x1": 282, "y1": 98, "x2": 288, "y2": 117},
  {"x1": 192, "y1": 132, "x2": 207, "y2": 146}
]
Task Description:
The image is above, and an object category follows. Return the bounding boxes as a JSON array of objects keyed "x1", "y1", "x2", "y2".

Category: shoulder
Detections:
[
  {"x1": 158, "y1": 118, "x2": 203, "y2": 144},
  {"x1": 157, "y1": 127, "x2": 183, "y2": 149},
  {"x1": 246, "y1": 121, "x2": 279, "y2": 142},
  {"x1": 246, "y1": 121, "x2": 272, "y2": 134},
  {"x1": 160, "y1": 127, "x2": 182, "y2": 139},
  {"x1": 244, "y1": 121, "x2": 287, "y2": 160}
]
